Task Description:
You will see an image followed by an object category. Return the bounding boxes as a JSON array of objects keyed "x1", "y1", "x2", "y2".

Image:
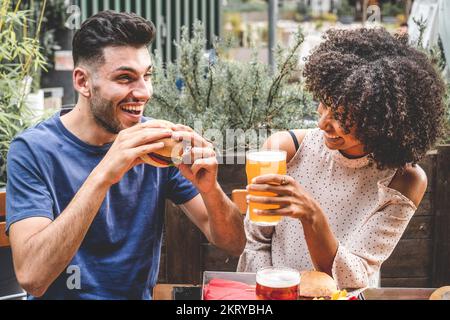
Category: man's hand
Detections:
[
  {"x1": 171, "y1": 124, "x2": 218, "y2": 194},
  {"x1": 95, "y1": 122, "x2": 173, "y2": 185}
]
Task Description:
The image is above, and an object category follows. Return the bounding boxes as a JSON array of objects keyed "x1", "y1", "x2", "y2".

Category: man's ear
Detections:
[{"x1": 73, "y1": 67, "x2": 91, "y2": 98}]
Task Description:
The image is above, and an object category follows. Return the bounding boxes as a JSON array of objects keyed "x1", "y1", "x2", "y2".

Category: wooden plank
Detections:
[
  {"x1": 0, "y1": 222, "x2": 9, "y2": 247},
  {"x1": 418, "y1": 153, "x2": 436, "y2": 194},
  {"x1": 164, "y1": 200, "x2": 202, "y2": 284},
  {"x1": 402, "y1": 216, "x2": 433, "y2": 239},
  {"x1": 361, "y1": 287, "x2": 435, "y2": 300},
  {"x1": 217, "y1": 164, "x2": 246, "y2": 195},
  {"x1": 380, "y1": 277, "x2": 431, "y2": 288},
  {"x1": 382, "y1": 239, "x2": 432, "y2": 278},
  {"x1": 157, "y1": 245, "x2": 167, "y2": 283},
  {"x1": 201, "y1": 243, "x2": 239, "y2": 272},
  {"x1": 431, "y1": 145, "x2": 450, "y2": 287},
  {"x1": 0, "y1": 191, "x2": 5, "y2": 217},
  {"x1": 415, "y1": 192, "x2": 433, "y2": 216},
  {"x1": 153, "y1": 283, "x2": 198, "y2": 300}
]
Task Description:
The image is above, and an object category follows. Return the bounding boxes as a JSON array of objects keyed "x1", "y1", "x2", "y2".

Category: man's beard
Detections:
[{"x1": 89, "y1": 88, "x2": 124, "y2": 134}]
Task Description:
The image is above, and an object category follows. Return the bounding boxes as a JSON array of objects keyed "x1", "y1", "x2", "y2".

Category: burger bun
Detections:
[
  {"x1": 299, "y1": 270, "x2": 338, "y2": 299},
  {"x1": 140, "y1": 119, "x2": 184, "y2": 168}
]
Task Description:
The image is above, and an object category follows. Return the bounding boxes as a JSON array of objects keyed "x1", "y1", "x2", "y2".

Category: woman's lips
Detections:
[{"x1": 324, "y1": 133, "x2": 343, "y2": 144}]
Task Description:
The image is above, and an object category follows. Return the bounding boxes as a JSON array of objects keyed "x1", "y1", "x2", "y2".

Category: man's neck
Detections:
[{"x1": 60, "y1": 102, "x2": 117, "y2": 146}]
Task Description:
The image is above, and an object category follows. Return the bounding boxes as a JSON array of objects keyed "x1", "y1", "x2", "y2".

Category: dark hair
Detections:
[
  {"x1": 303, "y1": 28, "x2": 446, "y2": 170},
  {"x1": 72, "y1": 10, "x2": 156, "y2": 67}
]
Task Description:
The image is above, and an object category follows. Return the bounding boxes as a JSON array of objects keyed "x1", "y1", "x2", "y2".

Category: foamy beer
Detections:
[
  {"x1": 246, "y1": 150, "x2": 287, "y2": 226},
  {"x1": 256, "y1": 267, "x2": 300, "y2": 300}
]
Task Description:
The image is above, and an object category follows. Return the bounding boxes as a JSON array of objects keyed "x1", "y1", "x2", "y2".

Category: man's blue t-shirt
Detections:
[{"x1": 5, "y1": 111, "x2": 199, "y2": 300}]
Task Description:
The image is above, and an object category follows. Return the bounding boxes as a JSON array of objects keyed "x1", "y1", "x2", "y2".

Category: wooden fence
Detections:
[{"x1": 157, "y1": 145, "x2": 450, "y2": 288}]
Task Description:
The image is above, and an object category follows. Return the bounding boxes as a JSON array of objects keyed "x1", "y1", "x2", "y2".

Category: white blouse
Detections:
[{"x1": 237, "y1": 128, "x2": 417, "y2": 289}]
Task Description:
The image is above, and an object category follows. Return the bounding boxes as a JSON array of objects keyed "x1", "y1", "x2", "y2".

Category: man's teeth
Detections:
[
  {"x1": 327, "y1": 135, "x2": 340, "y2": 139},
  {"x1": 121, "y1": 106, "x2": 141, "y2": 112},
  {"x1": 121, "y1": 105, "x2": 143, "y2": 115}
]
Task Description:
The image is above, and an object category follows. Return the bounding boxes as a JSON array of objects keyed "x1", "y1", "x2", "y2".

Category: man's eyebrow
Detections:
[{"x1": 113, "y1": 65, "x2": 153, "y2": 73}]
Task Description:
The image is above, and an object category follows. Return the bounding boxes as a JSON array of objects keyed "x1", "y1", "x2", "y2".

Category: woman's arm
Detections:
[{"x1": 264, "y1": 130, "x2": 308, "y2": 163}]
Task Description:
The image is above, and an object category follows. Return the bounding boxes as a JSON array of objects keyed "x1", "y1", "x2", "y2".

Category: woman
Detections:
[{"x1": 237, "y1": 28, "x2": 446, "y2": 289}]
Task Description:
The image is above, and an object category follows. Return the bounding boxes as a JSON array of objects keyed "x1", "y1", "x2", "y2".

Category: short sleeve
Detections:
[
  {"x1": 165, "y1": 167, "x2": 199, "y2": 205},
  {"x1": 236, "y1": 213, "x2": 274, "y2": 272},
  {"x1": 331, "y1": 186, "x2": 417, "y2": 289},
  {"x1": 5, "y1": 138, "x2": 54, "y2": 235}
]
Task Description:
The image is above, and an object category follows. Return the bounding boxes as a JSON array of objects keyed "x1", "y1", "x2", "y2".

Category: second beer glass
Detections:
[{"x1": 246, "y1": 150, "x2": 287, "y2": 226}]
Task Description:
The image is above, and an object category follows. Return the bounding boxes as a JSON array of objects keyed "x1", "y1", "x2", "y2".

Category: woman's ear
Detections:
[{"x1": 73, "y1": 67, "x2": 91, "y2": 98}]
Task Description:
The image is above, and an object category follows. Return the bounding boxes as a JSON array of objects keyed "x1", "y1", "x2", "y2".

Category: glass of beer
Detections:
[
  {"x1": 256, "y1": 266, "x2": 300, "y2": 300},
  {"x1": 246, "y1": 150, "x2": 287, "y2": 226}
]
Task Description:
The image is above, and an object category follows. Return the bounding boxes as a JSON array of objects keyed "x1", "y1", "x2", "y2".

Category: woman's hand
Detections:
[{"x1": 246, "y1": 174, "x2": 323, "y2": 222}]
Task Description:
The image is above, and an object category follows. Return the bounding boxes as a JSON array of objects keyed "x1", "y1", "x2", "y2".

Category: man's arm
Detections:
[
  {"x1": 179, "y1": 184, "x2": 246, "y2": 257},
  {"x1": 9, "y1": 122, "x2": 172, "y2": 297},
  {"x1": 171, "y1": 125, "x2": 246, "y2": 257},
  {"x1": 10, "y1": 173, "x2": 110, "y2": 297}
]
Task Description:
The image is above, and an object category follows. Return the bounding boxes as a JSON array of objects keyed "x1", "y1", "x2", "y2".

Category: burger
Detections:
[
  {"x1": 429, "y1": 286, "x2": 450, "y2": 300},
  {"x1": 140, "y1": 119, "x2": 184, "y2": 168},
  {"x1": 298, "y1": 270, "x2": 338, "y2": 299}
]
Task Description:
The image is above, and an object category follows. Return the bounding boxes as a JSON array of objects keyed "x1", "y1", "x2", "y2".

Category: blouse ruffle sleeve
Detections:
[
  {"x1": 331, "y1": 177, "x2": 417, "y2": 290},
  {"x1": 236, "y1": 214, "x2": 275, "y2": 272}
]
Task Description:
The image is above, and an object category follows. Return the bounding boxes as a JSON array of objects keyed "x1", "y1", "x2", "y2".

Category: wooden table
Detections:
[
  {"x1": 360, "y1": 287, "x2": 436, "y2": 300},
  {"x1": 153, "y1": 284, "x2": 199, "y2": 300},
  {"x1": 153, "y1": 284, "x2": 437, "y2": 300}
]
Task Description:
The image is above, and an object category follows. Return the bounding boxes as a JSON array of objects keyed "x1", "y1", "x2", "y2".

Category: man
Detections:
[{"x1": 5, "y1": 11, "x2": 245, "y2": 300}]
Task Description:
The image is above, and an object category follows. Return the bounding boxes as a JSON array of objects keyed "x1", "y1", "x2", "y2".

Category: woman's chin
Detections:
[{"x1": 323, "y1": 139, "x2": 343, "y2": 150}]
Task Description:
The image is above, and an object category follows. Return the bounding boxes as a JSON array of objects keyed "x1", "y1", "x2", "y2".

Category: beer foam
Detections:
[
  {"x1": 247, "y1": 151, "x2": 286, "y2": 162},
  {"x1": 256, "y1": 268, "x2": 300, "y2": 288}
]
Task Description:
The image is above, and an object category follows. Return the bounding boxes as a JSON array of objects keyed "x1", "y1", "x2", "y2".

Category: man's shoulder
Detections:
[{"x1": 10, "y1": 114, "x2": 60, "y2": 152}]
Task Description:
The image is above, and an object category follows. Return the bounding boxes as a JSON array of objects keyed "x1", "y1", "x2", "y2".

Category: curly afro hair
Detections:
[{"x1": 303, "y1": 28, "x2": 446, "y2": 170}]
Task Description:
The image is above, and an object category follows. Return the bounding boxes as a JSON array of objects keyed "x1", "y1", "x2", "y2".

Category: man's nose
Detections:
[{"x1": 132, "y1": 78, "x2": 152, "y2": 101}]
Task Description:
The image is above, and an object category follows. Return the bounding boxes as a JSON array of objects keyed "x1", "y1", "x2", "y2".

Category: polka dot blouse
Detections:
[{"x1": 237, "y1": 128, "x2": 417, "y2": 289}]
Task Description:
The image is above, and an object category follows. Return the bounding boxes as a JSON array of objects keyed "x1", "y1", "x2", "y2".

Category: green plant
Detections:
[
  {"x1": 382, "y1": 2, "x2": 404, "y2": 17},
  {"x1": 337, "y1": 0, "x2": 354, "y2": 17},
  {"x1": 412, "y1": 17, "x2": 450, "y2": 143},
  {"x1": 146, "y1": 21, "x2": 316, "y2": 152},
  {"x1": 40, "y1": 0, "x2": 68, "y2": 67},
  {"x1": 0, "y1": 0, "x2": 48, "y2": 187}
]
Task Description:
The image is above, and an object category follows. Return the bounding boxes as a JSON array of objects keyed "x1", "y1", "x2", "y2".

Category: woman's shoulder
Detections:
[
  {"x1": 263, "y1": 129, "x2": 310, "y2": 162},
  {"x1": 388, "y1": 165, "x2": 428, "y2": 208}
]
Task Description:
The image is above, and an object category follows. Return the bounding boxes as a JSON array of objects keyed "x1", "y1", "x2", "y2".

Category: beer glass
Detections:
[
  {"x1": 246, "y1": 150, "x2": 287, "y2": 226},
  {"x1": 256, "y1": 266, "x2": 300, "y2": 300}
]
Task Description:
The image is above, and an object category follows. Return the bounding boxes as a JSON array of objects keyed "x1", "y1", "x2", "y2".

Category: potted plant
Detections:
[
  {"x1": 0, "y1": 0, "x2": 48, "y2": 188},
  {"x1": 146, "y1": 21, "x2": 316, "y2": 191},
  {"x1": 147, "y1": 21, "x2": 315, "y2": 157},
  {"x1": 337, "y1": 0, "x2": 355, "y2": 24}
]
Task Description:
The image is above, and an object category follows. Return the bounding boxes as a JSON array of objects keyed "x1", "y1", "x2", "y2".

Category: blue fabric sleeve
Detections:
[
  {"x1": 166, "y1": 167, "x2": 199, "y2": 205},
  {"x1": 5, "y1": 138, "x2": 54, "y2": 235}
]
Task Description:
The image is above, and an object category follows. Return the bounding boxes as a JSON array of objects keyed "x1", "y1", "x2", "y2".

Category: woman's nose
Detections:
[{"x1": 318, "y1": 110, "x2": 331, "y2": 131}]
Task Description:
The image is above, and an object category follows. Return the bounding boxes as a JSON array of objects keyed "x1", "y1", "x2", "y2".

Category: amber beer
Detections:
[
  {"x1": 256, "y1": 267, "x2": 300, "y2": 300},
  {"x1": 246, "y1": 150, "x2": 287, "y2": 226}
]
